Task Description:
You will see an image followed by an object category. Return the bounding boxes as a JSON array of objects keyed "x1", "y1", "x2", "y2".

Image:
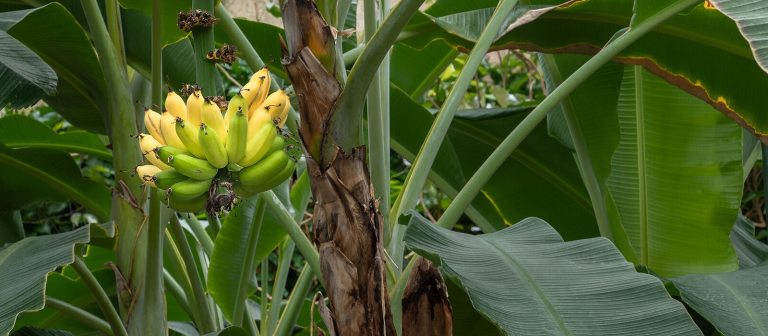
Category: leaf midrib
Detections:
[
  {"x1": 5, "y1": 141, "x2": 111, "y2": 160},
  {"x1": 634, "y1": 66, "x2": 649, "y2": 266},
  {"x1": 481, "y1": 237, "x2": 572, "y2": 335}
]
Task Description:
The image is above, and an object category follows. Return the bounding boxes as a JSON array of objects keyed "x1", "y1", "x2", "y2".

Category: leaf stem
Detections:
[
  {"x1": 142, "y1": 190, "x2": 167, "y2": 334},
  {"x1": 183, "y1": 213, "x2": 214, "y2": 256},
  {"x1": 169, "y1": 214, "x2": 217, "y2": 333},
  {"x1": 71, "y1": 258, "x2": 128, "y2": 336},
  {"x1": 272, "y1": 263, "x2": 314, "y2": 336},
  {"x1": 105, "y1": 0, "x2": 125, "y2": 66},
  {"x1": 232, "y1": 194, "x2": 266, "y2": 328},
  {"x1": 45, "y1": 296, "x2": 114, "y2": 336},
  {"x1": 266, "y1": 240, "x2": 295, "y2": 334},
  {"x1": 435, "y1": 0, "x2": 700, "y2": 229},
  {"x1": 164, "y1": 268, "x2": 195, "y2": 318}
]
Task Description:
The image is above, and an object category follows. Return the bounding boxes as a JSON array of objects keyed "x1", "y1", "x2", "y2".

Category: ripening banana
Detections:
[
  {"x1": 169, "y1": 178, "x2": 212, "y2": 201},
  {"x1": 160, "y1": 112, "x2": 187, "y2": 150},
  {"x1": 165, "y1": 91, "x2": 188, "y2": 120},
  {"x1": 201, "y1": 99, "x2": 227, "y2": 144},
  {"x1": 144, "y1": 109, "x2": 165, "y2": 144},
  {"x1": 266, "y1": 134, "x2": 286, "y2": 156},
  {"x1": 175, "y1": 117, "x2": 206, "y2": 158},
  {"x1": 249, "y1": 89, "x2": 288, "y2": 122},
  {"x1": 241, "y1": 67, "x2": 270, "y2": 109},
  {"x1": 153, "y1": 168, "x2": 187, "y2": 189},
  {"x1": 198, "y1": 123, "x2": 228, "y2": 169},
  {"x1": 167, "y1": 194, "x2": 207, "y2": 212},
  {"x1": 154, "y1": 145, "x2": 188, "y2": 165},
  {"x1": 223, "y1": 94, "x2": 247, "y2": 127},
  {"x1": 187, "y1": 90, "x2": 204, "y2": 126},
  {"x1": 226, "y1": 107, "x2": 248, "y2": 164},
  {"x1": 136, "y1": 165, "x2": 161, "y2": 187},
  {"x1": 139, "y1": 134, "x2": 171, "y2": 170},
  {"x1": 238, "y1": 150, "x2": 291, "y2": 191},
  {"x1": 239, "y1": 122, "x2": 277, "y2": 167},
  {"x1": 166, "y1": 153, "x2": 219, "y2": 180}
]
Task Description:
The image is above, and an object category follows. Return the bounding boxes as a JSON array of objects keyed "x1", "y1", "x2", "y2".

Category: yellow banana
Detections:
[
  {"x1": 246, "y1": 110, "x2": 273, "y2": 143},
  {"x1": 165, "y1": 90, "x2": 188, "y2": 119},
  {"x1": 167, "y1": 153, "x2": 219, "y2": 180},
  {"x1": 249, "y1": 89, "x2": 288, "y2": 122},
  {"x1": 138, "y1": 134, "x2": 171, "y2": 170},
  {"x1": 223, "y1": 94, "x2": 247, "y2": 127},
  {"x1": 238, "y1": 150, "x2": 290, "y2": 190},
  {"x1": 186, "y1": 89, "x2": 204, "y2": 125},
  {"x1": 143, "y1": 109, "x2": 165, "y2": 144},
  {"x1": 226, "y1": 106, "x2": 248, "y2": 164},
  {"x1": 166, "y1": 194, "x2": 207, "y2": 212},
  {"x1": 241, "y1": 67, "x2": 270, "y2": 109},
  {"x1": 160, "y1": 112, "x2": 187, "y2": 150},
  {"x1": 198, "y1": 123, "x2": 228, "y2": 169},
  {"x1": 135, "y1": 164, "x2": 161, "y2": 187},
  {"x1": 201, "y1": 99, "x2": 227, "y2": 144},
  {"x1": 239, "y1": 122, "x2": 277, "y2": 167},
  {"x1": 175, "y1": 117, "x2": 206, "y2": 158},
  {"x1": 169, "y1": 178, "x2": 212, "y2": 201},
  {"x1": 153, "y1": 168, "x2": 187, "y2": 189}
]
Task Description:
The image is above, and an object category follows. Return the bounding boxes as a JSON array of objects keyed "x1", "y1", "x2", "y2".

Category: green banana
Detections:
[
  {"x1": 239, "y1": 123, "x2": 277, "y2": 167},
  {"x1": 199, "y1": 123, "x2": 228, "y2": 168},
  {"x1": 153, "y1": 168, "x2": 187, "y2": 189},
  {"x1": 240, "y1": 156, "x2": 295, "y2": 193},
  {"x1": 166, "y1": 194, "x2": 207, "y2": 212},
  {"x1": 154, "y1": 145, "x2": 188, "y2": 165},
  {"x1": 239, "y1": 150, "x2": 289, "y2": 188},
  {"x1": 226, "y1": 108, "x2": 248, "y2": 164},
  {"x1": 175, "y1": 117, "x2": 206, "y2": 158},
  {"x1": 223, "y1": 93, "x2": 247, "y2": 127},
  {"x1": 169, "y1": 178, "x2": 212, "y2": 201},
  {"x1": 266, "y1": 135, "x2": 286, "y2": 156},
  {"x1": 167, "y1": 153, "x2": 218, "y2": 180}
]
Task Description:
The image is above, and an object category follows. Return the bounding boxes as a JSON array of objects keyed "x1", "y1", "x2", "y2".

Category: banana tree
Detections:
[{"x1": 2, "y1": 0, "x2": 768, "y2": 335}]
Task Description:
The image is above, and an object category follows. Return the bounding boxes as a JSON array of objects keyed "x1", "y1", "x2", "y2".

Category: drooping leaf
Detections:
[
  {"x1": 0, "y1": 29, "x2": 56, "y2": 108},
  {"x1": 0, "y1": 225, "x2": 90, "y2": 335},
  {"x1": 404, "y1": 213, "x2": 701, "y2": 335},
  {"x1": 730, "y1": 215, "x2": 768, "y2": 269},
  {"x1": 0, "y1": 144, "x2": 110, "y2": 219},
  {"x1": 1, "y1": 3, "x2": 107, "y2": 133},
  {"x1": 709, "y1": 0, "x2": 768, "y2": 74},
  {"x1": 207, "y1": 196, "x2": 287, "y2": 322},
  {"x1": 672, "y1": 265, "x2": 768, "y2": 336},
  {"x1": 0, "y1": 115, "x2": 110, "y2": 160}
]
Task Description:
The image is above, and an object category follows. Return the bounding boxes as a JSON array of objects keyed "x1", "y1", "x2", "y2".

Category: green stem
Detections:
[
  {"x1": 184, "y1": 213, "x2": 215, "y2": 256},
  {"x1": 272, "y1": 263, "x2": 313, "y2": 336},
  {"x1": 389, "y1": 255, "x2": 417, "y2": 336},
  {"x1": 389, "y1": 0, "x2": 519, "y2": 229},
  {"x1": 435, "y1": 0, "x2": 700, "y2": 229},
  {"x1": 169, "y1": 215, "x2": 217, "y2": 333},
  {"x1": 266, "y1": 240, "x2": 295, "y2": 334},
  {"x1": 332, "y1": 0, "x2": 426, "y2": 151},
  {"x1": 142, "y1": 190, "x2": 167, "y2": 334},
  {"x1": 71, "y1": 258, "x2": 128, "y2": 336},
  {"x1": 263, "y1": 190, "x2": 323, "y2": 287},
  {"x1": 46, "y1": 296, "x2": 114, "y2": 336},
  {"x1": 192, "y1": 0, "x2": 218, "y2": 95},
  {"x1": 232, "y1": 194, "x2": 266, "y2": 327},
  {"x1": 105, "y1": 0, "x2": 125, "y2": 66},
  {"x1": 762, "y1": 144, "x2": 768, "y2": 219},
  {"x1": 260, "y1": 259, "x2": 269, "y2": 332},
  {"x1": 164, "y1": 269, "x2": 195, "y2": 319},
  {"x1": 206, "y1": 210, "x2": 222, "y2": 238},
  {"x1": 151, "y1": 0, "x2": 163, "y2": 107}
]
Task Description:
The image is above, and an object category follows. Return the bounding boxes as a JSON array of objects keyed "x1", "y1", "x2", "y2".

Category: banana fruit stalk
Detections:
[{"x1": 136, "y1": 68, "x2": 296, "y2": 212}]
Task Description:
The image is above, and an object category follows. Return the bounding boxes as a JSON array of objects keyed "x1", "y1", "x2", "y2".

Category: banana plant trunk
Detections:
[{"x1": 281, "y1": 0, "x2": 395, "y2": 334}]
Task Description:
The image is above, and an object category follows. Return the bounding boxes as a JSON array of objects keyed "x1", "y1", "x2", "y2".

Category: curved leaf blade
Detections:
[
  {"x1": 0, "y1": 115, "x2": 110, "y2": 159},
  {"x1": 672, "y1": 265, "x2": 768, "y2": 336},
  {"x1": 709, "y1": 0, "x2": 768, "y2": 74},
  {"x1": 0, "y1": 225, "x2": 90, "y2": 335},
  {"x1": 730, "y1": 215, "x2": 768, "y2": 269},
  {"x1": 404, "y1": 213, "x2": 701, "y2": 335},
  {"x1": 0, "y1": 29, "x2": 56, "y2": 108}
]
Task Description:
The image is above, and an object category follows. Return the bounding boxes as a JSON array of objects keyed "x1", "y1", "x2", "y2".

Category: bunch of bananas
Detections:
[{"x1": 135, "y1": 68, "x2": 296, "y2": 212}]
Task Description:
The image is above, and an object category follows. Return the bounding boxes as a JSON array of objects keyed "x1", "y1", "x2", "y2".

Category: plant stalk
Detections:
[
  {"x1": 266, "y1": 240, "x2": 295, "y2": 334},
  {"x1": 45, "y1": 296, "x2": 114, "y2": 336},
  {"x1": 169, "y1": 215, "x2": 217, "y2": 333},
  {"x1": 762, "y1": 143, "x2": 768, "y2": 220},
  {"x1": 193, "y1": 0, "x2": 218, "y2": 95},
  {"x1": 232, "y1": 194, "x2": 266, "y2": 327},
  {"x1": 105, "y1": 0, "x2": 125, "y2": 66},
  {"x1": 71, "y1": 258, "x2": 128, "y2": 336},
  {"x1": 141, "y1": 191, "x2": 167, "y2": 334},
  {"x1": 435, "y1": 0, "x2": 700, "y2": 229},
  {"x1": 272, "y1": 263, "x2": 314, "y2": 336}
]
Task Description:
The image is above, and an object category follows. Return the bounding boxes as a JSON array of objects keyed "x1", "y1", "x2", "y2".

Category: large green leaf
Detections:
[
  {"x1": 390, "y1": 86, "x2": 598, "y2": 238},
  {"x1": 1, "y1": 3, "x2": 107, "y2": 133},
  {"x1": 403, "y1": 1, "x2": 768, "y2": 141},
  {"x1": 0, "y1": 210, "x2": 23, "y2": 245},
  {"x1": 390, "y1": 39, "x2": 458, "y2": 99},
  {"x1": 0, "y1": 29, "x2": 56, "y2": 108},
  {"x1": 709, "y1": 0, "x2": 768, "y2": 74},
  {"x1": 207, "y1": 196, "x2": 288, "y2": 322},
  {"x1": 0, "y1": 144, "x2": 110, "y2": 219},
  {"x1": 672, "y1": 265, "x2": 768, "y2": 336},
  {"x1": 0, "y1": 225, "x2": 90, "y2": 335},
  {"x1": 0, "y1": 115, "x2": 110, "y2": 160},
  {"x1": 404, "y1": 213, "x2": 701, "y2": 335},
  {"x1": 730, "y1": 215, "x2": 768, "y2": 269},
  {"x1": 119, "y1": 0, "x2": 189, "y2": 46},
  {"x1": 543, "y1": 54, "x2": 741, "y2": 276}
]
